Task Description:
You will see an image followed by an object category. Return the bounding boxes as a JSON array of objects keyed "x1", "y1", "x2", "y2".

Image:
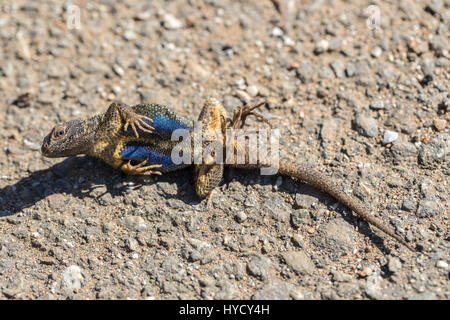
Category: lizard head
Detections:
[{"x1": 41, "y1": 120, "x2": 91, "y2": 157}]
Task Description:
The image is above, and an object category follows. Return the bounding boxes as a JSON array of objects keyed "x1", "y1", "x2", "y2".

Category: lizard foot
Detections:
[
  {"x1": 230, "y1": 101, "x2": 272, "y2": 129},
  {"x1": 121, "y1": 111, "x2": 155, "y2": 138},
  {"x1": 120, "y1": 160, "x2": 162, "y2": 175}
]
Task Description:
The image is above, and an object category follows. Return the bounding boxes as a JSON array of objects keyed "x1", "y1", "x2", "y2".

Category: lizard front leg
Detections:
[{"x1": 105, "y1": 101, "x2": 155, "y2": 138}]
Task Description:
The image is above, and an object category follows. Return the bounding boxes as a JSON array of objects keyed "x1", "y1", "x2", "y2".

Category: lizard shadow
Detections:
[
  {"x1": 0, "y1": 156, "x2": 198, "y2": 217},
  {"x1": 1, "y1": 156, "x2": 391, "y2": 255}
]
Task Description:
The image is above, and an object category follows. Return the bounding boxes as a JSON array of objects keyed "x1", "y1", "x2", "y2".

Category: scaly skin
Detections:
[{"x1": 42, "y1": 98, "x2": 416, "y2": 252}]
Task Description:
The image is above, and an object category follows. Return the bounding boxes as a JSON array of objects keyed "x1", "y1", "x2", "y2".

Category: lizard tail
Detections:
[
  {"x1": 230, "y1": 159, "x2": 416, "y2": 252},
  {"x1": 276, "y1": 160, "x2": 416, "y2": 252}
]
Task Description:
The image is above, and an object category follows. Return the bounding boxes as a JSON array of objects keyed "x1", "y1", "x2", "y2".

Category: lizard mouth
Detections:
[{"x1": 41, "y1": 134, "x2": 55, "y2": 157}]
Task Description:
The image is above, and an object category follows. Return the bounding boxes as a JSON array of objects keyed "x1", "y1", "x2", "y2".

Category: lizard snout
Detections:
[
  {"x1": 41, "y1": 135, "x2": 52, "y2": 156},
  {"x1": 41, "y1": 132, "x2": 59, "y2": 157}
]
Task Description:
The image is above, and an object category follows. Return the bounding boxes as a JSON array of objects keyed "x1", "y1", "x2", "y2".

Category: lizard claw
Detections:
[
  {"x1": 123, "y1": 114, "x2": 155, "y2": 138},
  {"x1": 120, "y1": 160, "x2": 162, "y2": 175}
]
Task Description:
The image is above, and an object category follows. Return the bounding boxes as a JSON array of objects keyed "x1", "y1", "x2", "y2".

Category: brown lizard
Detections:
[{"x1": 41, "y1": 98, "x2": 416, "y2": 252}]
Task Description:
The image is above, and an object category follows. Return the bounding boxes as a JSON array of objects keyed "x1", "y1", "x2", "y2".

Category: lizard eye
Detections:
[{"x1": 53, "y1": 126, "x2": 66, "y2": 139}]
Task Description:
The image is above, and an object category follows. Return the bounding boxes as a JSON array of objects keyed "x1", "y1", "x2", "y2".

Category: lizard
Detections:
[{"x1": 41, "y1": 98, "x2": 416, "y2": 252}]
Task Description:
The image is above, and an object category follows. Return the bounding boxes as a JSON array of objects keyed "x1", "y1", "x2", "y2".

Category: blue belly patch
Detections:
[{"x1": 120, "y1": 141, "x2": 183, "y2": 171}]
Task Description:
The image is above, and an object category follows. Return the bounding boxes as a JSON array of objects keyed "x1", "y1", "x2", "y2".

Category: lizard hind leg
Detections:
[
  {"x1": 120, "y1": 160, "x2": 162, "y2": 175},
  {"x1": 231, "y1": 101, "x2": 272, "y2": 129}
]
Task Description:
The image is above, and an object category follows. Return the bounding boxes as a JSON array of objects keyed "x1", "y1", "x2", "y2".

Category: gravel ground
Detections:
[{"x1": 0, "y1": 0, "x2": 448, "y2": 300}]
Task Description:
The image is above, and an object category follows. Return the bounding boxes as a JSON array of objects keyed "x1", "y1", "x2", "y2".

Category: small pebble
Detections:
[
  {"x1": 371, "y1": 46, "x2": 382, "y2": 58},
  {"x1": 234, "y1": 78, "x2": 246, "y2": 90},
  {"x1": 387, "y1": 257, "x2": 402, "y2": 273},
  {"x1": 16, "y1": 30, "x2": 31, "y2": 60},
  {"x1": 283, "y1": 36, "x2": 295, "y2": 47},
  {"x1": 314, "y1": 39, "x2": 329, "y2": 54},
  {"x1": 235, "y1": 90, "x2": 251, "y2": 104},
  {"x1": 121, "y1": 216, "x2": 148, "y2": 231},
  {"x1": 370, "y1": 100, "x2": 385, "y2": 110},
  {"x1": 433, "y1": 119, "x2": 446, "y2": 132},
  {"x1": 271, "y1": 26, "x2": 283, "y2": 37},
  {"x1": 330, "y1": 60, "x2": 345, "y2": 78},
  {"x1": 408, "y1": 39, "x2": 428, "y2": 55},
  {"x1": 123, "y1": 30, "x2": 137, "y2": 41},
  {"x1": 130, "y1": 253, "x2": 139, "y2": 259},
  {"x1": 162, "y1": 14, "x2": 183, "y2": 30},
  {"x1": 112, "y1": 64, "x2": 124, "y2": 77},
  {"x1": 247, "y1": 85, "x2": 259, "y2": 97},
  {"x1": 358, "y1": 267, "x2": 373, "y2": 278},
  {"x1": 292, "y1": 234, "x2": 304, "y2": 248},
  {"x1": 235, "y1": 211, "x2": 247, "y2": 223},
  {"x1": 354, "y1": 114, "x2": 379, "y2": 138},
  {"x1": 127, "y1": 237, "x2": 139, "y2": 251},
  {"x1": 134, "y1": 11, "x2": 152, "y2": 21},
  {"x1": 111, "y1": 85, "x2": 121, "y2": 95},
  {"x1": 345, "y1": 63, "x2": 356, "y2": 77},
  {"x1": 383, "y1": 130, "x2": 398, "y2": 144},
  {"x1": 63, "y1": 265, "x2": 83, "y2": 289}
]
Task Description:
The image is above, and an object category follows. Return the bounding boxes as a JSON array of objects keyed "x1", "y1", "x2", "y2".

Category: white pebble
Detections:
[
  {"x1": 235, "y1": 211, "x2": 247, "y2": 223},
  {"x1": 436, "y1": 260, "x2": 448, "y2": 269},
  {"x1": 271, "y1": 26, "x2": 283, "y2": 37},
  {"x1": 16, "y1": 30, "x2": 31, "y2": 60},
  {"x1": 371, "y1": 46, "x2": 382, "y2": 58},
  {"x1": 111, "y1": 85, "x2": 121, "y2": 95},
  {"x1": 123, "y1": 30, "x2": 137, "y2": 41},
  {"x1": 112, "y1": 64, "x2": 124, "y2": 77},
  {"x1": 247, "y1": 85, "x2": 259, "y2": 97},
  {"x1": 131, "y1": 253, "x2": 139, "y2": 259},
  {"x1": 235, "y1": 90, "x2": 251, "y2": 104},
  {"x1": 65, "y1": 241, "x2": 75, "y2": 249},
  {"x1": 383, "y1": 130, "x2": 398, "y2": 144},
  {"x1": 63, "y1": 265, "x2": 83, "y2": 289},
  {"x1": 165, "y1": 42, "x2": 175, "y2": 51},
  {"x1": 235, "y1": 78, "x2": 246, "y2": 90},
  {"x1": 163, "y1": 14, "x2": 183, "y2": 30},
  {"x1": 283, "y1": 36, "x2": 295, "y2": 47},
  {"x1": 314, "y1": 39, "x2": 329, "y2": 54}
]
